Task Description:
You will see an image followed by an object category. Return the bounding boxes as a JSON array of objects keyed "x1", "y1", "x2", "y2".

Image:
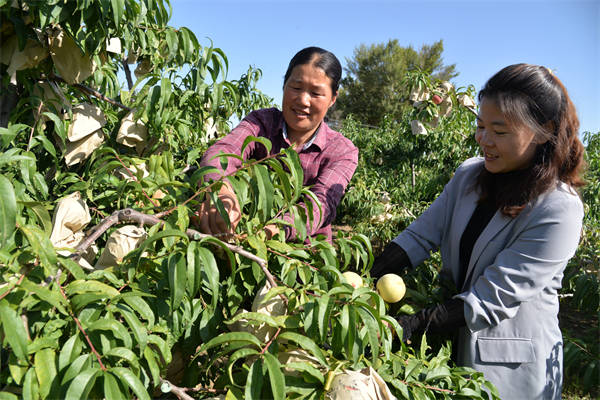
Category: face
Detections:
[
  {"x1": 282, "y1": 62, "x2": 337, "y2": 139},
  {"x1": 475, "y1": 98, "x2": 541, "y2": 174}
]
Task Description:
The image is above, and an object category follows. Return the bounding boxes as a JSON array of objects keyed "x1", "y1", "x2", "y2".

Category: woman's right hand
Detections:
[{"x1": 194, "y1": 182, "x2": 241, "y2": 237}]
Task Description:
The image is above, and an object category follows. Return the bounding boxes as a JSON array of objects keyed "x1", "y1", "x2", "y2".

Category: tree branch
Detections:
[
  {"x1": 122, "y1": 58, "x2": 133, "y2": 91},
  {"x1": 48, "y1": 74, "x2": 131, "y2": 111},
  {"x1": 159, "y1": 379, "x2": 195, "y2": 400},
  {"x1": 70, "y1": 208, "x2": 278, "y2": 288}
]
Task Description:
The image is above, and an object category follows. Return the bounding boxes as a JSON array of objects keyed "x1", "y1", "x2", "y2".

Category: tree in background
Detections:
[{"x1": 333, "y1": 39, "x2": 458, "y2": 126}]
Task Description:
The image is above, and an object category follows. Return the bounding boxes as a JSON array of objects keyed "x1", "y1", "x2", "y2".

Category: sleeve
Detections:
[
  {"x1": 392, "y1": 171, "x2": 455, "y2": 267},
  {"x1": 283, "y1": 139, "x2": 358, "y2": 240},
  {"x1": 199, "y1": 113, "x2": 262, "y2": 183},
  {"x1": 456, "y1": 192, "x2": 584, "y2": 332}
]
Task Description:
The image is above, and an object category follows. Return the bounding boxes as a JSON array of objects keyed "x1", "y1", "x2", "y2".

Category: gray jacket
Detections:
[{"x1": 393, "y1": 157, "x2": 583, "y2": 400}]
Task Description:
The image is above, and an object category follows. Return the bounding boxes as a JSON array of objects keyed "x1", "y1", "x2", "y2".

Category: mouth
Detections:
[
  {"x1": 291, "y1": 108, "x2": 310, "y2": 119},
  {"x1": 483, "y1": 151, "x2": 498, "y2": 161}
]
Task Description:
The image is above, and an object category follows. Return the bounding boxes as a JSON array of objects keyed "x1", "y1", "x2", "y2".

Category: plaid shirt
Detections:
[{"x1": 200, "y1": 108, "x2": 358, "y2": 241}]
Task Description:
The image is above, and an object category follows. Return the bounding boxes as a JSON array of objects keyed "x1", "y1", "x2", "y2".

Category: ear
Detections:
[{"x1": 329, "y1": 91, "x2": 338, "y2": 108}]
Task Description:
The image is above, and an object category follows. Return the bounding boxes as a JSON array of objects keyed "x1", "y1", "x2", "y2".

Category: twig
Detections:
[
  {"x1": 69, "y1": 209, "x2": 277, "y2": 288},
  {"x1": 260, "y1": 327, "x2": 281, "y2": 354},
  {"x1": 113, "y1": 152, "x2": 159, "y2": 208},
  {"x1": 48, "y1": 74, "x2": 131, "y2": 111},
  {"x1": 122, "y1": 58, "x2": 133, "y2": 91},
  {"x1": 159, "y1": 378, "x2": 195, "y2": 400},
  {"x1": 58, "y1": 282, "x2": 106, "y2": 371},
  {"x1": 0, "y1": 274, "x2": 25, "y2": 301},
  {"x1": 27, "y1": 101, "x2": 44, "y2": 151}
]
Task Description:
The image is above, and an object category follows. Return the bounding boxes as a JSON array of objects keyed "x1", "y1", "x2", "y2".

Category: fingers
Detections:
[{"x1": 195, "y1": 184, "x2": 241, "y2": 236}]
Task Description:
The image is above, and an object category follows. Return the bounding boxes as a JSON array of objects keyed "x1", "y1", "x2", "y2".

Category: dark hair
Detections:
[
  {"x1": 476, "y1": 63, "x2": 586, "y2": 217},
  {"x1": 283, "y1": 46, "x2": 342, "y2": 93}
]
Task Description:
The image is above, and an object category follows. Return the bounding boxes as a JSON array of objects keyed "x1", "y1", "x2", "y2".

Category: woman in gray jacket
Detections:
[{"x1": 371, "y1": 64, "x2": 586, "y2": 400}]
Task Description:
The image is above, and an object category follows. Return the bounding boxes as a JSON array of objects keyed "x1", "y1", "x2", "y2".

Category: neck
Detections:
[{"x1": 287, "y1": 125, "x2": 320, "y2": 149}]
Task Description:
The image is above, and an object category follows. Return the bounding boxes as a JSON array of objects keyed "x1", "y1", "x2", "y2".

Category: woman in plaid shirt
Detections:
[{"x1": 195, "y1": 47, "x2": 358, "y2": 242}]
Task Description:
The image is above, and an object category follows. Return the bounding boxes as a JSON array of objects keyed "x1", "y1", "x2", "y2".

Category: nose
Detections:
[
  {"x1": 297, "y1": 91, "x2": 310, "y2": 106},
  {"x1": 476, "y1": 129, "x2": 492, "y2": 147}
]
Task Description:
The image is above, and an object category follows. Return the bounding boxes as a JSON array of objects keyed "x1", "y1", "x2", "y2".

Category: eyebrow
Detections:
[{"x1": 476, "y1": 117, "x2": 507, "y2": 126}]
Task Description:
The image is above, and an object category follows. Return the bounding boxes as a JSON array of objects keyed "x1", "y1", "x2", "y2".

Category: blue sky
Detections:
[{"x1": 170, "y1": 0, "x2": 599, "y2": 136}]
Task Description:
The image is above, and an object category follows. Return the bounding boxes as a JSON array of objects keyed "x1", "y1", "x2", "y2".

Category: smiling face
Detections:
[
  {"x1": 282, "y1": 61, "x2": 337, "y2": 142},
  {"x1": 475, "y1": 97, "x2": 542, "y2": 174}
]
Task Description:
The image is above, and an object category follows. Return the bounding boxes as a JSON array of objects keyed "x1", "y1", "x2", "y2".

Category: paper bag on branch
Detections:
[
  {"x1": 249, "y1": 282, "x2": 287, "y2": 342},
  {"x1": 105, "y1": 37, "x2": 121, "y2": 54},
  {"x1": 64, "y1": 129, "x2": 104, "y2": 166},
  {"x1": 439, "y1": 96, "x2": 453, "y2": 118},
  {"x1": 116, "y1": 161, "x2": 150, "y2": 181},
  {"x1": 33, "y1": 80, "x2": 71, "y2": 118},
  {"x1": 50, "y1": 192, "x2": 91, "y2": 245},
  {"x1": 410, "y1": 120, "x2": 427, "y2": 136},
  {"x1": 67, "y1": 103, "x2": 107, "y2": 142},
  {"x1": 409, "y1": 88, "x2": 429, "y2": 102},
  {"x1": 48, "y1": 26, "x2": 95, "y2": 84},
  {"x1": 53, "y1": 230, "x2": 98, "y2": 270},
  {"x1": 458, "y1": 94, "x2": 476, "y2": 109},
  {"x1": 6, "y1": 38, "x2": 48, "y2": 78},
  {"x1": 95, "y1": 225, "x2": 147, "y2": 269},
  {"x1": 326, "y1": 367, "x2": 397, "y2": 400},
  {"x1": 134, "y1": 58, "x2": 152, "y2": 79},
  {"x1": 117, "y1": 111, "x2": 148, "y2": 154}
]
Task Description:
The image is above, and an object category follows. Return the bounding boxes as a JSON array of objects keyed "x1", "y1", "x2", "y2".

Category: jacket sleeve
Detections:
[
  {"x1": 457, "y1": 188, "x2": 584, "y2": 332},
  {"x1": 391, "y1": 158, "x2": 478, "y2": 267}
]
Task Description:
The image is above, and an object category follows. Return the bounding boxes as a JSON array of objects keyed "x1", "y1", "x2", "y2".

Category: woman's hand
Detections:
[{"x1": 195, "y1": 182, "x2": 241, "y2": 236}]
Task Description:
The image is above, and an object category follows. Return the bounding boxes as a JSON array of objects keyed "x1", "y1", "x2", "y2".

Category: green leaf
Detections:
[
  {"x1": 19, "y1": 224, "x2": 58, "y2": 275},
  {"x1": 143, "y1": 345, "x2": 160, "y2": 387},
  {"x1": 85, "y1": 319, "x2": 132, "y2": 349},
  {"x1": 253, "y1": 164, "x2": 274, "y2": 223},
  {"x1": 110, "y1": 0, "x2": 125, "y2": 28},
  {"x1": 22, "y1": 367, "x2": 40, "y2": 400},
  {"x1": 168, "y1": 252, "x2": 186, "y2": 310},
  {"x1": 317, "y1": 294, "x2": 333, "y2": 342},
  {"x1": 277, "y1": 332, "x2": 327, "y2": 367},
  {"x1": 245, "y1": 359, "x2": 264, "y2": 399},
  {"x1": 0, "y1": 175, "x2": 17, "y2": 247},
  {"x1": 196, "y1": 245, "x2": 220, "y2": 308},
  {"x1": 20, "y1": 278, "x2": 69, "y2": 315},
  {"x1": 114, "y1": 303, "x2": 148, "y2": 352},
  {"x1": 356, "y1": 305, "x2": 380, "y2": 363},
  {"x1": 0, "y1": 392, "x2": 19, "y2": 400},
  {"x1": 147, "y1": 334, "x2": 171, "y2": 365},
  {"x1": 61, "y1": 354, "x2": 92, "y2": 384},
  {"x1": 103, "y1": 347, "x2": 140, "y2": 370},
  {"x1": 103, "y1": 370, "x2": 127, "y2": 400},
  {"x1": 263, "y1": 353, "x2": 285, "y2": 399},
  {"x1": 133, "y1": 228, "x2": 189, "y2": 265},
  {"x1": 241, "y1": 135, "x2": 272, "y2": 156},
  {"x1": 65, "y1": 280, "x2": 120, "y2": 297},
  {"x1": 123, "y1": 295, "x2": 155, "y2": 327},
  {"x1": 19, "y1": 201, "x2": 52, "y2": 236},
  {"x1": 227, "y1": 347, "x2": 259, "y2": 388},
  {"x1": 64, "y1": 367, "x2": 100, "y2": 400},
  {"x1": 110, "y1": 366, "x2": 151, "y2": 400},
  {"x1": 58, "y1": 334, "x2": 82, "y2": 371},
  {"x1": 34, "y1": 348, "x2": 57, "y2": 399},
  {"x1": 0, "y1": 300, "x2": 29, "y2": 361},
  {"x1": 201, "y1": 332, "x2": 263, "y2": 352}
]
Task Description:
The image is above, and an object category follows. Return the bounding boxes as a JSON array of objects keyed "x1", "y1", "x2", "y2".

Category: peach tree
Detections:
[{"x1": 0, "y1": 1, "x2": 502, "y2": 399}]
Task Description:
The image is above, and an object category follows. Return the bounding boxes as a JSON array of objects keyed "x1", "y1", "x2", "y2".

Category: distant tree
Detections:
[{"x1": 332, "y1": 39, "x2": 458, "y2": 126}]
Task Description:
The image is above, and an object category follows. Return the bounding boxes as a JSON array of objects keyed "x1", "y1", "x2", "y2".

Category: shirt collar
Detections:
[{"x1": 282, "y1": 122, "x2": 326, "y2": 151}]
